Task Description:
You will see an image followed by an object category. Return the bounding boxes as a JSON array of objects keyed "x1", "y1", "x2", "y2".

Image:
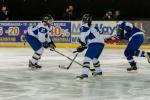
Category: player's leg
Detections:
[
  {"x1": 92, "y1": 58, "x2": 102, "y2": 76},
  {"x1": 134, "y1": 50, "x2": 145, "y2": 57},
  {"x1": 124, "y1": 47, "x2": 138, "y2": 71},
  {"x1": 25, "y1": 34, "x2": 44, "y2": 68},
  {"x1": 29, "y1": 47, "x2": 44, "y2": 68},
  {"x1": 134, "y1": 50, "x2": 150, "y2": 63},
  {"x1": 125, "y1": 34, "x2": 144, "y2": 71},
  {"x1": 131, "y1": 34, "x2": 150, "y2": 62},
  {"x1": 76, "y1": 44, "x2": 96, "y2": 79},
  {"x1": 145, "y1": 52, "x2": 150, "y2": 63},
  {"x1": 76, "y1": 43, "x2": 104, "y2": 79},
  {"x1": 76, "y1": 57, "x2": 91, "y2": 79},
  {"x1": 92, "y1": 43, "x2": 104, "y2": 76}
]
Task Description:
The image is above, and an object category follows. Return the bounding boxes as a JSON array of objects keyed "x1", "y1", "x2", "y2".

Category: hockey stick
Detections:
[
  {"x1": 59, "y1": 52, "x2": 79, "y2": 70},
  {"x1": 54, "y1": 50, "x2": 95, "y2": 71},
  {"x1": 54, "y1": 50, "x2": 82, "y2": 66}
]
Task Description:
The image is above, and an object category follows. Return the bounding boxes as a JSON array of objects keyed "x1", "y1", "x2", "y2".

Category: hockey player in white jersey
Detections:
[
  {"x1": 25, "y1": 14, "x2": 56, "y2": 69},
  {"x1": 76, "y1": 14, "x2": 104, "y2": 79}
]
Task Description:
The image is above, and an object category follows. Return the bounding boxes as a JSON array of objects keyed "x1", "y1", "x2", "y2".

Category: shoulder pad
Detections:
[
  {"x1": 117, "y1": 21, "x2": 124, "y2": 25},
  {"x1": 80, "y1": 26, "x2": 89, "y2": 32},
  {"x1": 125, "y1": 22, "x2": 133, "y2": 28}
]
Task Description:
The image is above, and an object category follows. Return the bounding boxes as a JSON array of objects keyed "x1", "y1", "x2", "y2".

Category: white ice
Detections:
[{"x1": 0, "y1": 47, "x2": 150, "y2": 100}]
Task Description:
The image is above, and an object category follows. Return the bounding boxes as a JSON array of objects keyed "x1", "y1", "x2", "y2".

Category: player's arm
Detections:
[
  {"x1": 39, "y1": 33, "x2": 56, "y2": 50},
  {"x1": 76, "y1": 27, "x2": 89, "y2": 53},
  {"x1": 116, "y1": 21, "x2": 133, "y2": 38},
  {"x1": 38, "y1": 33, "x2": 49, "y2": 49},
  {"x1": 45, "y1": 32, "x2": 56, "y2": 50},
  {"x1": 104, "y1": 25, "x2": 122, "y2": 44},
  {"x1": 37, "y1": 27, "x2": 52, "y2": 49},
  {"x1": 38, "y1": 27, "x2": 48, "y2": 43},
  {"x1": 104, "y1": 35, "x2": 120, "y2": 44},
  {"x1": 45, "y1": 25, "x2": 53, "y2": 42},
  {"x1": 104, "y1": 22, "x2": 126, "y2": 44}
]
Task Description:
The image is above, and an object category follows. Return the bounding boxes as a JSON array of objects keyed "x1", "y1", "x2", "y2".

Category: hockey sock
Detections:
[
  {"x1": 126, "y1": 56, "x2": 136, "y2": 67},
  {"x1": 134, "y1": 50, "x2": 145, "y2": 57},
  {"x1": 31, "y1": 52, "x2": 41, "y2": 64},
  {"x1": 93, "y1": 61, "x2": 102, "y2": 73},
  {"x1": 129, "y1": 60, "x2": 136, "y2": 67},
  {"x1": 82, "y1": 62, "x2": 90, "y2": 75}
]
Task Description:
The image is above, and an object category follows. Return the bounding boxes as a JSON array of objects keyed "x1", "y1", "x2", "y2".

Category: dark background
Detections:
[{"x1": 0, "y1": 0, "x2": 150, "y2": 20}]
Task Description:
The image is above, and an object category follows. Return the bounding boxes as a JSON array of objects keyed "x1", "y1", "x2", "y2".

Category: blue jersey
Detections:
[
  {"x1": 117, "y1": 21, "x2": 144, "y2": 40},
  {"x1": 79, "y1": 23, "x2": 104, "y2": 45}
]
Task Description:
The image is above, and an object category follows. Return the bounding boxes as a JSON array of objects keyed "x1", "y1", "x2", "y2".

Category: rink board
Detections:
[
  {"x1": 0, "y1": 21, "x2": 150, "y2": 49},
  {"x1": 0, "y1": 43, "x2": 150, "y2": 49}
]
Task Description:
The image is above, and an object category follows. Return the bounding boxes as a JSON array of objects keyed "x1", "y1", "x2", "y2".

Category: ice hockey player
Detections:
[
  {"x1": 25, "y1": 14, "x2": 56, "y2": 69},
  {"x1": 106, "y1": 21, "x2": 150, "y2": 71},
  {"x1": 76, "y1": 14, "x2": 105, "y2": 80}
]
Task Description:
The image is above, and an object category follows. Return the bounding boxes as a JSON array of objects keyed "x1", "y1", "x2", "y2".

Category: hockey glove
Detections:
[
  {"x1": 76, "y1": 46, "x2": 87, "y2": 53},
  {"x1": 104, "y1": 36, "x2": 120, "y2": 44},
  {"x1": 48, "y1": 41, "x2": 56, "y2": 51},
  {"x1": 116, "y1": 25, "x2": 124, "y2": 38},
  {"x1": 42, "y1": 42, "x2": 49, "y2": 48},
  {"x1": 78, "y1": 39, "x2": 87, "y2": 46}
]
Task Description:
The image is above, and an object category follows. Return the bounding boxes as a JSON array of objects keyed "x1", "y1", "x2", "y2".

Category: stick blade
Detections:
[{"x1": 58, "y1": 65, "x2": 68, "y2": 70}]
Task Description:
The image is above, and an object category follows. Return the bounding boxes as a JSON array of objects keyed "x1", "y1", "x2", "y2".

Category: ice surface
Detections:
[{"x1": 0, "y1": 47, "x2": 150, "y2": 100}]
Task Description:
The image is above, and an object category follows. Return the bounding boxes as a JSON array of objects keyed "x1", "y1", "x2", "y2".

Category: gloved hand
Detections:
[
  {"x1": 42, "y1": 42, "x2": 49, "y2": 48},
  {"x1": 78, "y1": 39, "x2": 86, "y2": 46},
  {"x1": 48, "y1": 41, "x2": 56, "y2": 51},
  {"x1": 76, "y1": 46, "x2": 87, "y2": 53}
]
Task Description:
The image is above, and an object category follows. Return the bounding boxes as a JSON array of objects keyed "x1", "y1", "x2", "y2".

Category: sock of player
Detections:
[
  {"x1": 129, "y1": 61, "x2": 136, "y2": 67},
  {"x1": 127, "y1": 57, "x2": 136, "y2": 67},
  {"x1": 82, "y1": 62, "x2": 90, "y2": 75},
  {"x1": 134, "y1": 50, "x2": 145, "y2": 57},
  {"x1": 31, "y1": 52, "x2": 41, "y2": 64},
  {"x1": 93, "y1": 61, "x2": 102, "y2": 73}
]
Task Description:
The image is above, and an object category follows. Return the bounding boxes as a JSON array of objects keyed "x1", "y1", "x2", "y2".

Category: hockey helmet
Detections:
[
  {"x1": 42, "y1": 14, "x2": 53, "y2": 25},
  {"x1": 82, "y1": 14, "x2": 92, "y2": 24}
]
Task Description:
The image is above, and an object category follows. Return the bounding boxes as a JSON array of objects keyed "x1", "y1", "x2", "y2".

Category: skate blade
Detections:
[
  {"x1": 28, "y1": 67, "x2": 42, "y2": 70},
  {"x1": 75, "y1": 77, "x2": 101, "y2": 83},
  {"x1": 59, "y1": 65, "x2": 68, "y2": 70},
  {"x1": 127, "y1": 70, "x2": 138, "y2": 73},
  {"x1": 92, "y1": 75, "x2": 103, "y2": 78},
  {"x1": 75, "y1": 77, "x2": 88, "y2": 81}
]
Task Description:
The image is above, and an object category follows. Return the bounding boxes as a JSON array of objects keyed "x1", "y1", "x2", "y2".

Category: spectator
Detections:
[
  {"x1": 0, "y1": 5, "x2": 9, "y2": 20},
  {"x1": 113, "y1": 10, "x2": 121, "y2": 20},
  {"x1": 63, "y1": 5, "x2": 75, "y2": 20},
  {"x1": 102, "y1": 11, "x2": 113, "y2": 20}
]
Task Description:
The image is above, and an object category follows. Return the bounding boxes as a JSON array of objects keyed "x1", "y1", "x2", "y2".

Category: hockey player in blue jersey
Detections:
[
  {"x1": 25, "y1": 14, "x2": 56, "y2": 69},
  {"x1": 76, "y1": 14, "x2": 104, "y2": 79},
  {"x1": 110, "y1": 21, "x2": 150, "y2": 71}
]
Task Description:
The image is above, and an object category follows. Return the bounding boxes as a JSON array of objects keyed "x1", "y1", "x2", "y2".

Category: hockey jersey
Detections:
[
  {"x1": 27, "y1": 22, "x2": 53, "y2": 43},
  {"x1": 79, "y1": 23, "x2": 104, "y2": 45},
  {"x1": 117, "y1": 21, "x2": 144, "y2": 40}
]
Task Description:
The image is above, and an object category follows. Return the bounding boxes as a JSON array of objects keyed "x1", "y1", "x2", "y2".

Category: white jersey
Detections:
[
  {"x1": 79, "y1": 23, "x2": 104, "y2": 45},
  {"x1": 28, "y1": 22, "x2": 53, "y2": 43}
]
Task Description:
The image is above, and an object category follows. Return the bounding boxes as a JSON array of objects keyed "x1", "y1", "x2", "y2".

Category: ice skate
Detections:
[
  {"x1": 29, "y1": 60, "x2": 42, "y2": 69},
  {"x1": 127, "y1": 65, "x2": 137, "y2": 71},
  {"x1": 76, "y1": 74, "x2": 88, "y2": 80},
  {"x1": 145, "y1": 52, "x2": 150, "y2": 63},
  {"x1": 92, "y1": 71, "x2": 102, "y2": 76}
]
